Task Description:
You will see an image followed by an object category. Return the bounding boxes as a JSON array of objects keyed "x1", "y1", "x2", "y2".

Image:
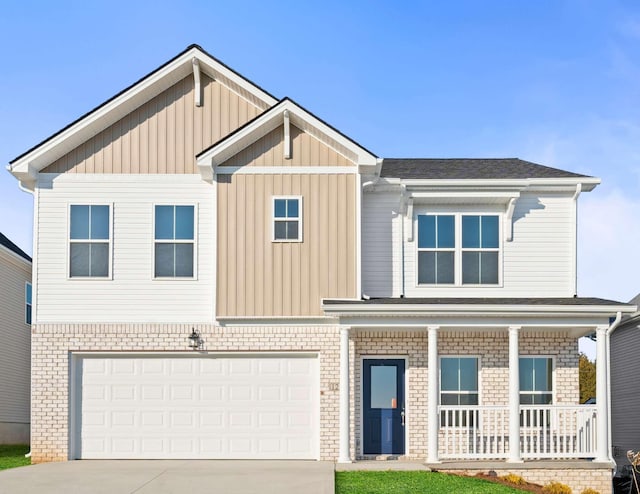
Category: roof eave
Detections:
[
  {"x1": 378, "y1": 176, "x2": 600, "y2": 191},
  {"x1": 321, "y1": 301, "x2": 636, "y2": 317},
  {"x1": 195, "y1": 98, "x2": 377, "y2": 182},
  {"x1": 8, "y1": 45, "x2": 279, "y2": 180}
]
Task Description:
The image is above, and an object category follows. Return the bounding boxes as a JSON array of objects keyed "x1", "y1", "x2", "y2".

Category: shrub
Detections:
[
  {"x1": 580, "y1": 490, "x2": 599, "y2": 494},
  {"x1": 542, "y1": 481, "x2": 572, "y2": 494},
  {"x1": 500, "y1": 473, "x2": 527, "y2": 485}
]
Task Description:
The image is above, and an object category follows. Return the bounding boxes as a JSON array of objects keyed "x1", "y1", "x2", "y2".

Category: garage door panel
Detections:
[{"x1": 77, "y1": 355, "x2": 319, "y2": 459}]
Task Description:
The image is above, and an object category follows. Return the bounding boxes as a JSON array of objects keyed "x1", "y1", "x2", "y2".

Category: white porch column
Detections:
[
  {"x1": 338, "y1": 326, "x2": 351, "y2": 463},
  {"x1": 427, "y1": 325, "x2": 440, "y2": 463},
  {"x1": 508, "y1": 326, "x2": 522, "y2": 463},
  {"x1": 595, "y1": 325, "x2": 608, "y2": 463}
]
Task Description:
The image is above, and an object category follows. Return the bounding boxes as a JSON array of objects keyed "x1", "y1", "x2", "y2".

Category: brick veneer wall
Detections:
[
  {"x1": 352, "y1": 329, "x2": 579, "y2": 460},
  {"x1": 30, "y1": 323, "x2": 342, "y2": 463},
  {"x1": 442, "y1": 467, "x2": 612, "y2": 494},
  {"x1": 31, "y1": 324, "x2": 579, "y2": 464}
]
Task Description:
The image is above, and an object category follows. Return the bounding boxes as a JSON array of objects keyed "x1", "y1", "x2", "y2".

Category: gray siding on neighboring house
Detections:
[
  {"x1": 0, "y1": 243, "x2": 31, "y2": 443},
  {"x1": 611, "y1": 315, "x2": 640, "y2": 467}
]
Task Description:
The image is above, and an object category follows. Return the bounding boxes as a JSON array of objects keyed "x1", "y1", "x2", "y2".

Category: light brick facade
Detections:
[
  {"x1": 32, "y1": 323, "x2": 580, "y2": 464},
  {"x1": 442, "y1": 466, "x2": 612, "y2": 494},
  {"x1": 351, "y1": 329, "x2": 579, "y2": 460},
  {"x1": 31, "y1": 323, "x2": 342, "y2": 463}
]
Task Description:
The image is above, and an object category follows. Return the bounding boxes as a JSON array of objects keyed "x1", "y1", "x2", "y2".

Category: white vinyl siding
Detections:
[
  {"x1": 35, "y1": 174, "x2": 214, "y2": 323},
  {"x1": 362, "y1": 189, "x2": 575, "y2": 297},
  {"x1": 361, "y1": 191, "x2": 403, "y2": 297},
  {"x1": 0, "y1": 249, "x2": 31, "y2": 425}
]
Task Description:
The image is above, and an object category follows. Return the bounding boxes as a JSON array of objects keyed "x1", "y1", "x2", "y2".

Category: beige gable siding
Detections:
[
  {"x1": 217, "y1": 173, "x2": 357, "y2": 317},
  {"x1": 221, "y1": 125, "x2": 354, "y2": 167},
  {"x1": 0, "y1": 250, "x2": 31, "y2": 426},
  {"x1": 43, "y1": 74, "x2": 262, "y2": 174}
]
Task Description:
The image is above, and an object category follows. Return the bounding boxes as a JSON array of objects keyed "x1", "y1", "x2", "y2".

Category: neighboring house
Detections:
[
  {"x1": 0, "y1": 232, "x2": 31, "y2": 444},
  {"x1": 610, "y1": 293, "x2": 640, "y2": 468},
  {"x1": 7, "y1": 45, "x2": 636, "y2": 493}
]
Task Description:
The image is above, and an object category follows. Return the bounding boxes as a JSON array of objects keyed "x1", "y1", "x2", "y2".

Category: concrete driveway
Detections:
[{"x1": 0, "y1": 460, "x2": 335, "y2": 494}]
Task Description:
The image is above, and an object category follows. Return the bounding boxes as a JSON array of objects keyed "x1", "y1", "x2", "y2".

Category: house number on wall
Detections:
[{"x1": 328, "y1": 382, "x2": 339, "y2": 391}]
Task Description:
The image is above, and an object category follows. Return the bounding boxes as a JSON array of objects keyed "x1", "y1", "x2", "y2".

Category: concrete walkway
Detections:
[{"x1": 0, "y1": 460, "x2": 335, "y2": 494}]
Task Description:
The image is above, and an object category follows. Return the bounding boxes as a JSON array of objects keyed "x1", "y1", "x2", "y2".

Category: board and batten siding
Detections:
[
  {"x1": 217, "y1": 173, "x2": 357, "y2": 317},
  {"x1": 610, "y1": 320, "x2": 640, "y2": 466},
  {"x1": 35, "y1": 174, "x2": 214, "y2": 323},
  {"x1": 221, "y1": 125, "x2": 354, "y2": 168},
  {"x1": 0, "y1": 248, "x2": 31, "y2": 427},
  {"x1": 43, "y1": 74, "x2": 262, "y2": 175},
  {"x1": 362, "y1": 190, "x2": 575, "y2": 297}
]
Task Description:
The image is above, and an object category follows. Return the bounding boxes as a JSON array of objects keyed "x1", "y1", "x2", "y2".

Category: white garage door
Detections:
[{"x1": 75, "y1": 355, "x2": 319, "y2": 459}]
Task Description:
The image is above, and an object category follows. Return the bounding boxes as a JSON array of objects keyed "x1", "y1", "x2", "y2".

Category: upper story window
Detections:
[
  {"x1": 519, "y1": 357, "x2": 553, "y2": 405},
  {"x1": 273, "y1": 197, "x2": 302, "y2": 242},
  {"x1": 69, "y1": 205, "x2": 110, "y2": 278},
  {"x1": 25, "y1": 282, "x2": 32, "y2": 325},
  {"x1": 418, "y1": 215, "x2": 455, "y2": 284},
  {"x1": 154, "y1": 205, "x2": 195, "y2": 278},
  {"x1": 417, "y1": 213, "x2": 500, "y2": 286}
]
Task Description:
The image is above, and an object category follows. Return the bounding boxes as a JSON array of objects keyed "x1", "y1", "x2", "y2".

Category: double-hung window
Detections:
[
  {"x1": 462, "y1": 215, "x2": 499, "y2": 284},
  {"x1": 273, "y1": 197, "x2": 302, "y2": 242},
  {"x1": 417, "y1": 213, "x2": 500, "y2": 286},
  {"x1": 417, "y1": 215, "x2": 455, "y2": 284},
  {"x1": 154, "y1": 205, "x2": 195, "y2": 278},
  {"x1": 69, "y1": 205, "x2": 110, "y2": 277},
  {"x1": 440, "y1": 356, "x2": 479, "y2": 427},
  {"x1": 25, "y1": 282, "x2": 32, "y2": 325},
  {"x1": 519, "y1": 357, "x2": 553, "y2": 405}
]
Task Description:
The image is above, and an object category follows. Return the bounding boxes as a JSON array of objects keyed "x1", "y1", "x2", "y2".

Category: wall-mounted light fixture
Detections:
[{"x1": 188, "y1": 328, "x2": 202, "y2": 350}]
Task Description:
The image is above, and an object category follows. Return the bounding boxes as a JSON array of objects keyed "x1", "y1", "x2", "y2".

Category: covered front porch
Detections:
[{"x1": 322, "y1": 297, "x2": 634, "y2": 465}]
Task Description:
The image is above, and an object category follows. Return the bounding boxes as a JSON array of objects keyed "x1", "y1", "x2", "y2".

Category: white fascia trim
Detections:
[
  {"x1": 383, "y1": 177, "x2": 601, "y2": 191},
  {"x1": 0, "y1": 244, "x2": 32, "y2": 268},
  {"x1": 217, "y1": 166, "x2": 358, "y2": 175},
  {"x1": 321, "y1": 303, "x2": 637, "y2": 316},
  {"x1": 9, "y1": 46, "x2": 277, "y2": 178},
  {"x1": 195, "y1": 99, "x2": 377, "y2": 180}
]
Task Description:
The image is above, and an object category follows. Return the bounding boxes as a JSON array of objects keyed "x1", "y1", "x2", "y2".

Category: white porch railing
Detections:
[{"x1": 439, "y1": 405, "x2": 597, "y2": 460}]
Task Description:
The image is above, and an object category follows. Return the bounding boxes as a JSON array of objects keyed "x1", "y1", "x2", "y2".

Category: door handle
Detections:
[{"x1": 401, "y1": 407, "x2": 405, "y2": 427}]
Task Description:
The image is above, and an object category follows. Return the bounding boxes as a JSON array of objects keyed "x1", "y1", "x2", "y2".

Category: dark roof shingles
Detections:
[
  {"x1": 380, "y1": 158, "x2": 591, "y2": 180},
  {"x1": 324, "y1": 297, "x2": 627, "y2": 306},
  {"x1": 0, "y1": 233, "x2": 31, "y2": 262}
]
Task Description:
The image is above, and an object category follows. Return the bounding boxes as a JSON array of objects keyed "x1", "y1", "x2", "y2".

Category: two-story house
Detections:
[
  {"x1": 8, "y1": 45, "x2": 636, "y2": 493},
  {"x1": 0, "y1": 233, "x2": 31, "y2": 444}
]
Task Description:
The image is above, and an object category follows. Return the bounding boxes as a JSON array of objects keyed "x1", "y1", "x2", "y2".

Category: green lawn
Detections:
[
  {"x1": 0, "y1": 445, "x2": 30, "y2": 471},
  {"x1": 335, "y1": 471, "x2": 528, "y2": 494}
]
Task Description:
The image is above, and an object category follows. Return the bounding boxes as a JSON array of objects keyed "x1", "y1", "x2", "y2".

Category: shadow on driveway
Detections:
[{"x1": 0, "y1": 460, "x2": 335, "y2": 494}]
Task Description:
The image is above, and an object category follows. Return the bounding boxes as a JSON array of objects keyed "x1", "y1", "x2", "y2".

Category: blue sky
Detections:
[{"x1": 1, "y1": 0, "x2": 639, "y2": 310}]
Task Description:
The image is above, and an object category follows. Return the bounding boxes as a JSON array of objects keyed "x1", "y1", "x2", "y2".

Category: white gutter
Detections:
[{"x1": 606, "y1": 311, "x2": 623, "y2": 464}]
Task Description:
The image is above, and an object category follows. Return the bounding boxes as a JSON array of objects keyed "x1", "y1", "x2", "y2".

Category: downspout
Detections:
[
  {"x1": 571, "y1": 184, "x2": 581, "y2": 297},
  {"x1": 606, "y1": 311, "x2": 622, "y2": 463},
  {"x1": 18, "y1": 180, "x2": 34, "y2": 459}
]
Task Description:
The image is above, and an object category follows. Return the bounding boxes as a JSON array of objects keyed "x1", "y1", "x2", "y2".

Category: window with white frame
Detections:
[
  {"x1": 440, "y1": 356, "x2": 479, "y2": 427},
  {"x1": 273, "y1": 197, "x2": 302, "y2": 241},
  {"x1": 519, "y1": 357, "x2": 553, "y2": 404},
  {"x1": 417, "y1": 215, "x2": 455, "y2": 284},
  {"x1": 25, "y1": 282, "x2": 32, "y2": 325},
  {"x1": 462, "y1": 215, "x2": 499, "y2": 284},
  {"x1": 69, "y1": 205, "x2": 110, "y2": 277},
  {"x1": 154, "y1": 205, "x2": 195, "y2": 278},
  {"x1": 417, "y1": 213, "x2": 500, "y2": 286}
]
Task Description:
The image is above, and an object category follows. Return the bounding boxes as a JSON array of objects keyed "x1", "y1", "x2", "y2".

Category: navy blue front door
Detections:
[{"x1": 363, "y1": 359, "x2": 405, "y2": 455}]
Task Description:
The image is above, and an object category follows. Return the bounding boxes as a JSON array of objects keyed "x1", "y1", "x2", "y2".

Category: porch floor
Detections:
[{"x1": 335, "y1": 459, "x2": 613, "y2": 471}]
